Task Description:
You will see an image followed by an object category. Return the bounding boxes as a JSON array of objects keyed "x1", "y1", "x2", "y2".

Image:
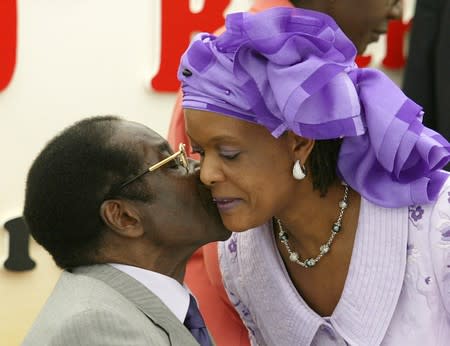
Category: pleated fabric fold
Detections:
[{"x1": 179, "y1": 7, "x2": 450, "y2": 207}]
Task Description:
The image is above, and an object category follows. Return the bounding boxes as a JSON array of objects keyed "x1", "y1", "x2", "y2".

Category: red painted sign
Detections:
[
  {"x1": 383, "y1": 19, "x2": 412, "y2": 68},
  {"x1": 0, "y1": 0, "x2": 17, "y2": 92},
  {"x1": 152, "y1": 1, "x2": 412, "y2": 90},
  {"x1": 151, "y1": 0, "x2": 231, "y2": 92},
  {"x1": 0, "y1": 1, "x2": 411, "y2": 93}
]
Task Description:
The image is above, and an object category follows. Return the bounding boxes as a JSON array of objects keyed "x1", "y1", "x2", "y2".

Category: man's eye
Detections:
[
  {"x1": 168, "y1": 159, "x2": 180, "y2": 169},
  {"x1": 191, "y1": 148, "x2": 205, "y2": 157}
]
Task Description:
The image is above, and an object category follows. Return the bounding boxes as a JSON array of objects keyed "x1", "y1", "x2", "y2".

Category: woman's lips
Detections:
[{"x1": 212, "y1": 197, "x2": 242, "y2": 212}]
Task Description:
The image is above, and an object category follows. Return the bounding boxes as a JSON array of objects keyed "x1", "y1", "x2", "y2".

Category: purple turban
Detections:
[{"x1": 179, "y1": 7, "x2": 450, "y2": 208}]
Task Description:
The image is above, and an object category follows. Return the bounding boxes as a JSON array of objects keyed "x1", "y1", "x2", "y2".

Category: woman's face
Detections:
[
  {"x1": 322, "y1": 0, "x2": 402, "y2": 54},
  {"x1": 185, "y1": 109, "x2": 297, "y2": 232}
]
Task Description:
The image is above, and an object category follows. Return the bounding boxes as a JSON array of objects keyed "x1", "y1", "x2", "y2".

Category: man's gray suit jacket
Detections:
[{"x1": 22, "y1": 264, "x2": 203, "y2": 345}]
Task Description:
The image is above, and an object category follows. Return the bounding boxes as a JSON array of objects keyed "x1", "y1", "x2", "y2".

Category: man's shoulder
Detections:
[
  {"x1": 22, "y1": 265, "x2": 201, "y2": 346},
  {"x1": 21, "y1": 266, "x2": 172, "y2": 345}
]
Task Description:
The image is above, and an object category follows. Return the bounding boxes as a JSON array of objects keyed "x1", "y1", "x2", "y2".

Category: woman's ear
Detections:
[
  {"x1": 287, "y1": 131, "x2": 315, "y2": 164},
  {"x1": 100, "y1": 200, "x2": 144, "y2": 238}
]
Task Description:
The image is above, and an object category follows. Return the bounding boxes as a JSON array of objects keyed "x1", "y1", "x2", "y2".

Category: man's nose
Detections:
[
  {"x1": 388, "y1": 0, "x2": 403, "y2": 20},
  {"x1": 188, "y1": 158, "x2": 199, "y2": 173}
]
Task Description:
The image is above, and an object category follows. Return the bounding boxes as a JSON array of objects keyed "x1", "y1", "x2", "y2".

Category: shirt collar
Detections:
[{"x1": 109, "y1": 263, "x2": 190, "y2": 322}]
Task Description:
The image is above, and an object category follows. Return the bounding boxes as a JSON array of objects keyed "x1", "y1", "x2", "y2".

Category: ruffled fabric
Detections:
[
  {"x1": 340, "y1": 69, "x2": 450, "y2": 207},
  {"x1": 179, "y1": 7, "x2": 450, "y2": 207}
]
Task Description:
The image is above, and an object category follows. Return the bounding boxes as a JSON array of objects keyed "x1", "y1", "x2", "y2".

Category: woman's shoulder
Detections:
[
  {"x1": 405, "y1": 173, "x2": 449, "y2": 237},
  {"x1": 421, "y1": 173, "x2": 450, "y2": 226},
  {"x1": 435, "y1": 173, "x2": 450, "y2": 204},
  {"x1": 426, "y1": 174, "x2": 450, "y2": 313},
  {"x1": 427, "y1": 173, "x2": 450, "y2": 238}
]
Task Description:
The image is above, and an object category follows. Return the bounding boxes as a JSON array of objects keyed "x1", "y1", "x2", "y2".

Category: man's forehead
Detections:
[
  {"x1": 132, "y1": 132, "x2": 174, "y2": 157},
  {"x1": 117, "y1": 121, "x2": 158, "y2": 141},
  {"x1": 155, "y1": 140, "x2": 173, "y2": 153},
  {"x1": 115, "y1": 121, "x2": 173, "y2": 155},
  {"x1": 131, "y1": 135, "x2": 172, "y2": 157}
]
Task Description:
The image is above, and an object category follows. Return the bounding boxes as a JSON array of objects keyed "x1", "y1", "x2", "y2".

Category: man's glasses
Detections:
[{"x1": 116, "y1": 143, "x2": 189, "y2": 191}]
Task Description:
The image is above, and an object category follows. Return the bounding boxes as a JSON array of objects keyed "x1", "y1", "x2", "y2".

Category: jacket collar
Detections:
[
  {"x1": 236, "y1": 197, "x2": 408, "y2": 345},
  {"x1": 331, "y1": 198, "x2": 408, "y2": 345},
  {"x1": 73, "y1": 264, "x2": 200, "y2": 346}
]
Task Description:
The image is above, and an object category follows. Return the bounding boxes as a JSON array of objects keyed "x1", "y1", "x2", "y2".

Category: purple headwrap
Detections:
[{"x1": 179, "y1": 7, "x2": 450, "y2": 207}]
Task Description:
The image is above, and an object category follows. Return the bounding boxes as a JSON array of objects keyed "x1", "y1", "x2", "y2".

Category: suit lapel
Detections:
[{"x1": 73, "y1": 264, "x2": 200, "y2": 346}]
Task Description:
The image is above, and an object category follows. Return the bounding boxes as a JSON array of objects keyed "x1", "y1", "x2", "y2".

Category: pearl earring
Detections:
[{"x1": 292, "y1": 160, "x2": 306, "y2": 180}]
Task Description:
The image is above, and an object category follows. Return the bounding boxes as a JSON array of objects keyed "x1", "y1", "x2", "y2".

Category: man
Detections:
[
  {"x1": 22, "y1": 116, "x2": 230, "y2": 345},
  {"x1": 403, "y1": 0, "x2": 450, "y2": 159}
]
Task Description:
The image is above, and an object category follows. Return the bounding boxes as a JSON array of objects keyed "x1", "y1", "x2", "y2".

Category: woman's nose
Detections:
[{"x1": 199, "y1": 156, "x2": 225, "y2": 187}]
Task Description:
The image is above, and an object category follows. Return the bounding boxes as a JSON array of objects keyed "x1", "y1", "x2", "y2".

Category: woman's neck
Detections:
[{"x1": 275, "y1": 179, "x2": 353, "y2": 258}]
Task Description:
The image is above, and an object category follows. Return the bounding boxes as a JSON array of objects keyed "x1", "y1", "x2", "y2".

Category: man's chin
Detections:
[{"x1": 207, "y1": 216, "x2": 232, "y2": 241}]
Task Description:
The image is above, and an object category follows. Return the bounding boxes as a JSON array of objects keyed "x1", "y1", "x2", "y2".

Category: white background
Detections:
[
  {"x1": 0, "y1": 0, "x2": 415, "y2": 223},
  {"x1": 0, "y1": 0, "x2": 414, "y2": 232},
  {"x1": 0, "y1": 0, "x2": 254, "y2": 222}
]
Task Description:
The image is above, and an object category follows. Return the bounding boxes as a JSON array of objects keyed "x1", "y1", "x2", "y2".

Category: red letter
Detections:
[
  {"x1": 0, "y1": 0, "x2": 17, "y2": 92},
  {"x1": 382, "y1": 19, "x2": 412, "y2": 69},
  {"x1": 356, "y1": 18, "x2": 411, "y2": 69},
  {"x1": 355, "y1": 55, "x2": 372, "y2": 68},
  {"x1": 152, "y1": 0, "x2": 231, "y2": 92}
]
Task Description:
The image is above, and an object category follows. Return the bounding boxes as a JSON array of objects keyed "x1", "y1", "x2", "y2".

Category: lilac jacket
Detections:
[{"x1": 219, "y1": 176, "x2": 450, "y2": 346}]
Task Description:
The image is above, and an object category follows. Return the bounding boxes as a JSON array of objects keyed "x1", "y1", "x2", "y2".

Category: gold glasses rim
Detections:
[
  {"x1": 116, "y1": 143, "x2": 189, "y2": 191},
  {"x1": 148, "y1": 143, "x2": 188, "y2": 172}
]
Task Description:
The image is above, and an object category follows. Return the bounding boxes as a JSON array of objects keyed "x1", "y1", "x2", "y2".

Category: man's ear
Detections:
[
  {"x1": 100, "y1": 199, "x2": 144, "y2": 238},
  {"x1": 286, "y1": 131, "x2": 315, "y2": 165}
]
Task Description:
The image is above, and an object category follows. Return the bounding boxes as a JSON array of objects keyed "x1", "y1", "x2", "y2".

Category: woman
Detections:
[
  {"x1": 169, "y1": 2, "x2": 402, "y2": 345},
  {"x1": 179, "y1": 7, "x2": 450, "y2": 345}
]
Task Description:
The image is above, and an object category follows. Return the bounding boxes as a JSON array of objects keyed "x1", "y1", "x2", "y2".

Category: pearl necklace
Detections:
[{"x1": 276, "y1": 182, "x2": 349, "y2": 268}]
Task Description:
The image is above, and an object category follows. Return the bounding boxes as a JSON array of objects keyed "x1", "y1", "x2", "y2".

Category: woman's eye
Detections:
[
  {"x1": 220, "y1": 151, "x2": 240, "y2": 160},
  {"x1": 191, "y1": 146, "x2": 239, "y2": 160}
]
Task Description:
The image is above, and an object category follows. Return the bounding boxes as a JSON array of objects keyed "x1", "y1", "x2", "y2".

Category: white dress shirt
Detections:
[{"x1": 110, "y1": 263, "x2": 190, "y2": 323}]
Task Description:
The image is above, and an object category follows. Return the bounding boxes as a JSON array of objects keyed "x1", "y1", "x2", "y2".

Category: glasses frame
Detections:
[{"x1": 116, "y1": 143, "x2": 189, "y2": 191}]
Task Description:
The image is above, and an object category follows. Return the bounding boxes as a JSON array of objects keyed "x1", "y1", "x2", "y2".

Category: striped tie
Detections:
[{"x1": 184, "y1": 294, "x2": 213, "y2": 346}]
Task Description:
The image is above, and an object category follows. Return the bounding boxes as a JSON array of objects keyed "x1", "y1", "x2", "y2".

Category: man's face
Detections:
[
  {"x1": 328, "y1": 0, "x2": 402, "y2": 54},
  {"x1": 114, "y1": 121, "x2": 230, "y2": 249}
]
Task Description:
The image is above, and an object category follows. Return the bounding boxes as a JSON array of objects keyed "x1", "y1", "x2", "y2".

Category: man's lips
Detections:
[{"x1": 212, "y1": 197, "x2": 242, "y2": 212}]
